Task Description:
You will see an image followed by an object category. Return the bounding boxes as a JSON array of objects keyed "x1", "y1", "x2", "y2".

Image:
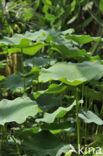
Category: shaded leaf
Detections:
[
  {"x1": 2, "y1": 74, "x2": 32, "y2": 92},
  {"x1": 23, "y1": 131, "x2": 65, "y2": 156},
  {"x1": 24, "y1": 56, "x2": 50, "y2": 68},
  {"x1": 33, "y1": 84, "x2": 67, "y2": 99},
  {"x1": 36, "y1": 101, "x2": 76, "y2": 123},
  {"x1": 41, "y1": 121, "x2": 73, "y2": 130},
  {"x1": 83, "y1": 86, "x2": 103, "y2": 101},
  {"x1": 36, "y1": 94, "x2": 61, "y2": 112}
]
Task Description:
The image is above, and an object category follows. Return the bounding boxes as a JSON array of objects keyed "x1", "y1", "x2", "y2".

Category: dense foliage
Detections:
[{"x1": 1, "y1": 0, "x2": 103, "y2": 156}]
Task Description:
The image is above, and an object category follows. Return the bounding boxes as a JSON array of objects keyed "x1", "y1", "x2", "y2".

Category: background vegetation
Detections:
[{"x1": 0, "y1": 0, "x2": 103, "y2": 155}]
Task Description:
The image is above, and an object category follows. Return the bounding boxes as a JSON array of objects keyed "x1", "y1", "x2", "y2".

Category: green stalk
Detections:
[
  {"x1": 21, "y1": 48, "x2": 26, "y2": 92},
  {"x1": 0, "y1": 83, "x2": 2, "y2": 100},
  {"x1": 95, "y1": 126, "x2": 99, "y2": 135},
  {"x1": 91, "y1": 27, "x2": 103, "y2": 56},
  {"x1": 11, "y1": 135, "x2": 21, "y2": 156},
  {"x1": 84, "y1": 98, "x2": 87, "y2": 145},
  {"x1": 0, "y1": 126, "x2": 2, "y2": 156},
  {"x1": 76, "y1": 88, "x2": 80, "y2": 156},
  {"x1": 3, "y1": 124, "x2": 8, "y2": 143},
  {"x1": 91, "y1": 41, "x2": 99, "y2": 56}
]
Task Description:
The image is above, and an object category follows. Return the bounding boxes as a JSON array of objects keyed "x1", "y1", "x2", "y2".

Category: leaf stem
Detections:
[
  {"x1": 0, "y1": 126, "x2": 2, "y2": 156},
  {"x1": 21, "y1": 48, "x2": 26, "y2": 92},
  {"x1": 76, "y1": 88, "x2": 80, "y2": 156},
  {"x1": 10, "y1": 135, "x2": 21, "y2": 156}
]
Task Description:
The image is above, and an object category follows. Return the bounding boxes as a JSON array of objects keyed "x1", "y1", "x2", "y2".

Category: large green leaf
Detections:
[
  {"x1": 41, "y1": 121, "x2": 73, "y2": 130},
  {"x1": 66, "y1": 34, "x2": 101, "y2": 45},
  {"x1": 24, "y1": 29, "x2": 58, "y2": 41},
  {"x1": 7, "y1": 42, "x2": 46, "y2": 55},
  {"x1": 52, "y1": 43, "x2": 87, "y2": 59},
  {"x1": 23, "y1": 131, "x2": 66, "y2": 156},
  {"x1": 33, "y1": 84, "x2": 67, "y2": 99},
  {"x1": 0, "y1": 96, "x2": 38, "y2": 125},
  {"x1": 36, "y1": 101, "x2": 76, "y2": 123},
  {"x1": 0, "y1": 29, "x2": 74, "y2": 46},
  {"x1": 79, "y1": 109, "x2": 103, "y2": 125},
  {"x1": 36, "y1": 94, "x2": 62, "y2": 112},
  {"x1": 0, "y1": 35, "x2": 31, "y2": 45},
  {"x1": 24, "y1": 56, "x2": 50, "y2": 68},
  {"x1": 0, "y1": 29, "x2": 58, "y2": 46},
  {"x1": 39, "y1": 61, "x2": 103, "y2": 86},
  {"x1": 2, "y1": 74, "x2": 32, "y2": 92},
  {"x1": 23, "y1": 42, "x2": 47, "y2": 55},
  {"x1": 51, "y1": 37, "x2": 88, "y2": 59}
]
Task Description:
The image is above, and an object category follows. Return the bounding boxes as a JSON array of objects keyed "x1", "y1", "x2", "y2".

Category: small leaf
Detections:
[
  {"x1": 0, "y1": 75, "x2": 5, "y2": 81},
  {"x1": 79, "y1": 109, "x2": 103, "y2": 125},
  {"x1": 65, "y1": 150, "x2": 73, "y2": 156},
  {"x1": 99, "y1": 0, "x2": 103, "y2": 12},
  {"x1": 46, "y1": 84, "x2": 67, "y2": 94},
  {"x1": 56, "y1": 145, "x2": 73, "y2": 156},
  {"x1": 0, "y1": 61, "x2": 6, "y2": 68}
]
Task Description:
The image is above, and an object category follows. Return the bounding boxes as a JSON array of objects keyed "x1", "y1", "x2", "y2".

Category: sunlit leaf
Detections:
[
  {"x1": 33, "y1": 84, "x2": 67, "y2": 99},
  {"x1": 0, "y1": 61, "x2": 6, "y2": 68},
  {"x1": 56, "y1": 145, "x2": 73, "y2": 156},
  {"x1": 39, "y1": 61, "x2": 103, "y2": 86},
  {"x1": 0, "y1": 75, "x2": 5, "y2": 81},
  {"x1": 79, "y1": 109, "x2": 103, "y2": 125},
  {"x1": 23, "y1": 43, "x2": 46, "y2": 55},
  {"x1": 66, "y1": 34, "x2": 101, "y2": 45},
  {"x1": 0, "y1": 96, "x2": 38, "y2": 125}
]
